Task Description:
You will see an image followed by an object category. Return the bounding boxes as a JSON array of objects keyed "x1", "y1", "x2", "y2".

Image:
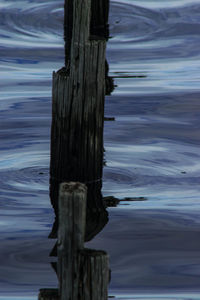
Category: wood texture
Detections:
[
  {"x1": 78, "y1": 248, "x2": 109, "y2": 300},
  {"x1": 49, "y1": 1, "x2": 110, "y2": 299},
  {"x1": 58, "y1": 182, "x2": 87, "y2": 300},
  {"x1": 50, "y1": 0, "x2": 107, "y2": 226},
  {"x1": 90, "y1": 0, "x2": 109, "y2": 39}
]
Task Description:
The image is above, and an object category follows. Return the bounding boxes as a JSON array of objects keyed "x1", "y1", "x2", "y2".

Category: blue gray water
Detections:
[{"x1": 1, "y1": 0, "x2": 200, "y2": 298}]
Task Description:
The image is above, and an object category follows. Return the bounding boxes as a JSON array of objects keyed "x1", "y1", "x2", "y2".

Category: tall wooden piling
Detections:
[
  {"x1": 90, "y1": 0, "x2": 109, "y2": 38},
  {"x1": 57, "y1": 182, "x2": 109, "y2": 300},
  {"x1": 50, "y1": 0, "x2": 106, "y2": 184},
  {"x1": 50, "y1": 0, "x2": 108, "y2": 240},
  {"x1": 46, "y1": 0, "x2": 112, "y2": 298}
]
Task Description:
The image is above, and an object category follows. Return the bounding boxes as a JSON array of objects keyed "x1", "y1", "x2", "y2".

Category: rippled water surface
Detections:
[{"x1": 1, "y1": 0, "x2": 200, "y2": 298}]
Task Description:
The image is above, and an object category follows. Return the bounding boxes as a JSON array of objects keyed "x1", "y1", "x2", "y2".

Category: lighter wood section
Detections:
[{"x1": 58, "y1": 182, "x2": 87, "y2": 300}]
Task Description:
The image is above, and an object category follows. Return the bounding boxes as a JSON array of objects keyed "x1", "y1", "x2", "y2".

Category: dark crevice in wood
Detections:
[
  {"x1": 90, "y1": 0, "x2": 110, "y2": 39},
  {"x1": 64, "y1": 0, "x2": 73, "y2": 66}
]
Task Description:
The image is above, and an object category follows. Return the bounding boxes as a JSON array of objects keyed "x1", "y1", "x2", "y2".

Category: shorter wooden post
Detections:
[
  {"x1": 38, "y1": 289, "x2": 59, "y2": 300},
  {"x1": 78, "y1": 248, "x2": 109, "y2": 300},
  {"x1": 58, "y1": 182, "x2": 87, "y2": 300}
]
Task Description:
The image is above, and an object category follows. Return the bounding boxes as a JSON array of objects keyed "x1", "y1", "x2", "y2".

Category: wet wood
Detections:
[
  {"x1": 57, "y1": 182, "x2": 109, "y2": 299},
  {"x1": 50, "y1": 47, "x2": 106, "y2": 184},
  {"x1": 49, "y1": 0, "x2": 110, "y2": 299},
  {"x1": 90, "y1": 0, "x2": 109, "y2": 39},
  {"x1": 58, "y1": 182, "x2": 87, "y2": 300},
  {"x1": 50, "y1": 0, "x2": 106, "y2": 219},
  {"x1": 78, "y1": 248, "x2": 109, "y2": 300}
]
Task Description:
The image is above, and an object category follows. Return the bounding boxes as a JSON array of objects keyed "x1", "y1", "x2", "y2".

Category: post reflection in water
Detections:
[{"x1": 38, "y1": 0, "x2": 114, "y2": 298}]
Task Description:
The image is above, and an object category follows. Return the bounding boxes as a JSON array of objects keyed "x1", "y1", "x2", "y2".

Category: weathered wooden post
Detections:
[
  {"x1": 79, "y1": 248, "x2": 109, "y2": 300},
  {"x1": 58, "y1": 182, "x2": 87, "y2": 300},
  {"x1": 50, "y1": 0, "x2": 108, "y2": 240},
  {"x1": 50, "y1": 0, "x2": 106, "y2": 186},
  {"x1": 42, "y1": 0, "x2": 112, "y2": 298},
  {"x1": 57, "y1": 182, "x2": 109, "y2": 300}
]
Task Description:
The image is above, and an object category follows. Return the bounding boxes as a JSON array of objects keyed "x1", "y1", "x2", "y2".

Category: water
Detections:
[{"x1": 1, "y1": 0, "x2": 200, "y2": 298}]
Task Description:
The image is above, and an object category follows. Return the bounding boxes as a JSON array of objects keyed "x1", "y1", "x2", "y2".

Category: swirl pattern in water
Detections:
[
  {"x1": 0, "y1": 0, "x2": 63, "y2": 47},
  {"x1": 108, "y1": 0, "x2": 200, "y2": 93}
]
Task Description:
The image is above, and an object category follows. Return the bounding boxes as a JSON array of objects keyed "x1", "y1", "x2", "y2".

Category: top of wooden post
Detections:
[{"x1": 59, "y1": 182, "x2": 87, "y2": 195}]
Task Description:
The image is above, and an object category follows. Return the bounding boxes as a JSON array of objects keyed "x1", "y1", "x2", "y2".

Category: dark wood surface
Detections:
[
  {"x1": 58, "y1": 182, "x2": 87, "y2": 300},
  {"x1": 50, "y1": 0, "x2": 108, "y2": 240}
]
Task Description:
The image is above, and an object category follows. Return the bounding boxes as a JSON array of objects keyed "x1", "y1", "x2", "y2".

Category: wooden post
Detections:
[
  {"x1": 50, "y1": 0, "x2": 106, "y2": 185},
  {"x1": 78, "y1": 248, "x2": 109, "y2": 300},
  {"x1": 50, "y1": 0, "x2": 108, "y2": 240},
  {"x1": 48, "y1": 0, "x2": 111, "y2": 298},
  {"x1": 57, "y1": 182, "x2": 109, "y2": 300},
  {"x1": 58, "y1": 182, "x2": 87, "y2": 300}
]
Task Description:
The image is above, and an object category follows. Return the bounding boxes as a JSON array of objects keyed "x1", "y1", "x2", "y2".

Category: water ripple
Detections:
[
  {"x1": 110, "y1": 2, "x2": 167, "y2": 43},
  {"x1": 0, "y1": 167, "x2": 49, "y2": 194},
  {"x1": 0, "y1": 0, "x2": 63, "y2": 48},
  {"x1": 110, "y1": 2, "x2": 200, "y2": 45}
]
